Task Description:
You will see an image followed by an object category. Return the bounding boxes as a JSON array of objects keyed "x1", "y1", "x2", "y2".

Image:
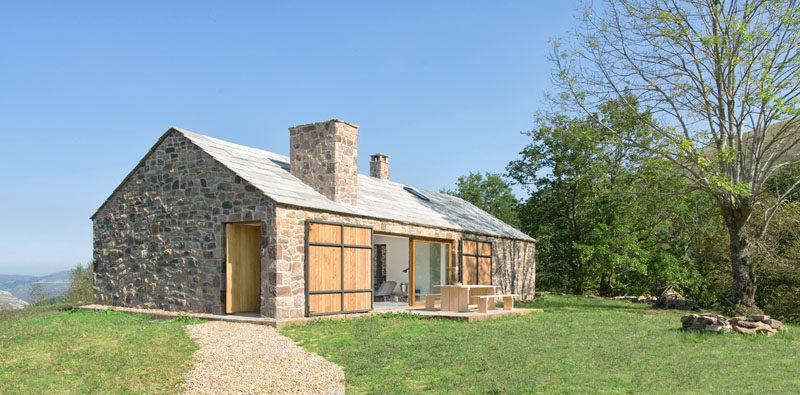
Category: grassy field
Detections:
[
  {"x1": 0, "y1": 305, "x2": 202, "y2": 394},
  {"x1": 282, "y1": 295, "x2": 800, "y2": 393}
]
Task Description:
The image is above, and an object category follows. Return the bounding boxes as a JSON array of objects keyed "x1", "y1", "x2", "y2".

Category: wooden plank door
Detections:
[
  {"x1": 226, "y1": 224, "x2": 261, "y2": 313},
  {"x1": 306, "y1": 221, "x2": 373, "y2": 316}
]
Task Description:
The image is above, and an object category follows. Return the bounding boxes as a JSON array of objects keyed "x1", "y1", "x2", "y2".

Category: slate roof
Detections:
[{"x1": 93, "y1": 127, "x2": 534, "y2": 242}]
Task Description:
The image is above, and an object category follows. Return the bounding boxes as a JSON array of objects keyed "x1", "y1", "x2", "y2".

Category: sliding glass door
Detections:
[{"x1": 410, "y1": 240, "x2": 452, "y2": 305}]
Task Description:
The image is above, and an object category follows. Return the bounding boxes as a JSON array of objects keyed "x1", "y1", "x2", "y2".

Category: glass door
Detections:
[{"x1": 410, "y1": 240, "x2": 452, "y2": 305}]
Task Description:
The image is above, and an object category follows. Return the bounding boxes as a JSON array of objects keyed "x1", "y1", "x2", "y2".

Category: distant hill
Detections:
[
  {"x1": 0, "y1": 270, "x2": 72, "y2": 303},
  {"x1": 0, "y1": 274, "x2": 38, "y2": 291},
  {"x1": 0, "y1": 290, "x2": 28, "y2": 311}
]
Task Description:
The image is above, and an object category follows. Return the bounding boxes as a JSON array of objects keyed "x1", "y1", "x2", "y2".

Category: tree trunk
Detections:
[{"x1": 720, "y1": 203, "x2": 757, "y2": 307}]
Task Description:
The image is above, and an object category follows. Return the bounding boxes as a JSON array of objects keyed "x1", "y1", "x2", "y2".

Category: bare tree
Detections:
[{"x1": 553, "y1": 0, "x2": 800, "y2": 308}]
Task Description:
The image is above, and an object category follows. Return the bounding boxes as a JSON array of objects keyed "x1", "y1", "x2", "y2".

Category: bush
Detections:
[{"x1": 62, "y1": 263, "x2": 93, "y2": 304}]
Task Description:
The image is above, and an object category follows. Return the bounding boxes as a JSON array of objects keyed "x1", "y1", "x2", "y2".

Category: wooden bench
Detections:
[
  {"x1": 417, "y1": 294, "x2": 440, "y2": 311},
  {"x1": 475, "y1": 294, "x2": 518, "y2": 313}
]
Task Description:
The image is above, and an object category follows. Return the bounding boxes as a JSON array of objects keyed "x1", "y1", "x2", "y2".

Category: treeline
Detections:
[{"x1": 445, "y1": 98, "x2": 800, "y2": 322}]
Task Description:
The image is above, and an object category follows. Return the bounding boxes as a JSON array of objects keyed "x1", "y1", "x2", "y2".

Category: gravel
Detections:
[{"x1": 183, "y1": 321, "x2": 344, "y2": 394}]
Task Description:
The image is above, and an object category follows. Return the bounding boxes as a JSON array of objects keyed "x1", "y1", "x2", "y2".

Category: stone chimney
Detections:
[
  {"x1": 369, "y1": 153, "x2": 390, "y2": 181},
  {"x1": 289, "y1": 120, "x2": 359, "y2": 206}
]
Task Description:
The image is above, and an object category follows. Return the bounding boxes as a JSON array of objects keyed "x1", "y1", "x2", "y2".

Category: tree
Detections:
[
  {"x1": 553, "y1": 0, "x2": 800, "y2": 308},
  {"x1": 63, "y1": 263, "x2": 94, "y2": 304},
  {"x1": 27, "y1": 282, "x2": 46, "y2": 305},
  {"x1": 509, "y1": 96, "x2": 705, "y2": 296},
  {"x1": 442, "y1": 172, "x2": 520, "y2": 228}
]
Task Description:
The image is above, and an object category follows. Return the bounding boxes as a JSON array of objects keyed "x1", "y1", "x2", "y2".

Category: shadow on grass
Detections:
[{"x1": 518, "y1": 295, "x2": 664, "y2": 314}]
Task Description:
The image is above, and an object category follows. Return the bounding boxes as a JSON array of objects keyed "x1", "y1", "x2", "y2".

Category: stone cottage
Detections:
[{"x1": 91, "y1": 120, "x2": 536, "y2": 319}]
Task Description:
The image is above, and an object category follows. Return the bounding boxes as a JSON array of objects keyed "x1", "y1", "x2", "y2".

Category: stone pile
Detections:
[
  {"x1": 681, "y1": 313, "x2": 788, "y2": 336},
  {"x1": 612, "y1": 295, "x2": 657, "y2": 303},
  {"x1": 653, "y1": 285, "x2": 695, "y2": 310}
]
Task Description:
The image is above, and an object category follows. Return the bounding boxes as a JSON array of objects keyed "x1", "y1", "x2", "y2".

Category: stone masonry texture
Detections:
[
  {"x1": 92, "y1": 130, "x2": 277, "y2": 316},
  {"x1": 289, "y1": 120, "x2": 358, "y2": 206},
  {"x1": 369, "y1": 153, "x2": 390, "y2": 180}
]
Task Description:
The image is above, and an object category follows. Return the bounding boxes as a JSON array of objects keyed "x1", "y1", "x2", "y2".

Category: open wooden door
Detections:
[
  {"x1": 226, "y1": 223, "x2": 261, "y2": 313},
  {"x1": 306, "y1": 221, "x2": 373, "y2": 316}
]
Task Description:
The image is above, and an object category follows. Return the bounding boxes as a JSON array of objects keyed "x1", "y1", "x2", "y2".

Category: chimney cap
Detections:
[
  {"x1": 289, "y1": 119, "x2": 359, "y2": 129},
  {"x1": 370, "y1": 153, "x2": 389, "y2": 160}
]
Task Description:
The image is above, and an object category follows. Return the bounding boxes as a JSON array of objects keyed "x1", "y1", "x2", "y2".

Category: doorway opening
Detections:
[
  {"x1": 372, "y1": 234, "x2": 455, "y2": 309},
  {"x1": 225, "y1": 223, "x2": 261, "y2": 314},
  {"x1": 372, "y1": 234, "x2": 410, "y2": 309}
]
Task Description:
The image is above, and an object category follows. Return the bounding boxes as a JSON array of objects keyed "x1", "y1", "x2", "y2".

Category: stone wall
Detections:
[
  {"x1": 272, "y1": 206, "x2": 536, "y2": 319},
  {"x1": 289, "y1": 120, "x2": 359, "y2": 206},
  {"x1": 92, "y1": 130, "x2": 276, "y2": 315}
]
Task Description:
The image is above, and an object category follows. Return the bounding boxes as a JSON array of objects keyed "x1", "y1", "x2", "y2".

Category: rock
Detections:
[
  {"x1": 734, "y1": 320, "x2": 762, "y2": 329},
  {"x1": 734, "y1": 325, "x2": 757, "y2": 335},
  {"x1": 681, "y1": 313, "x2": 787, "y2": 337},
  {"x1": 681, "y1": 314, "x2": 698, "y2": 324},
  {"x1": 696, "y1": 316, "x2": 718, "y2": 325},
  {"x1": 705, "y1": 324, "x2": 732, "y2": 333},
  {"x1": 765, "y1": 318, "x2": 787, "y2": 331}
]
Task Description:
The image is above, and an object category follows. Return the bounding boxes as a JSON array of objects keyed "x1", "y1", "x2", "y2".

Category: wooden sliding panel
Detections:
[
  {"x1": 461, "y1": 239, "x2": 493, "y2": 286},
  {"x1": 462, "y1": 256, "x2": 478, "y2": 285},
  {"x1": 478, "y1": 257, "x2": 492, "y2": 285},
  {"x1": 306, "y1": 221, "x2": 373, "y2": 316},
  {"x1": 226, "y1": 224, "x2": 261, "y2": 314}
]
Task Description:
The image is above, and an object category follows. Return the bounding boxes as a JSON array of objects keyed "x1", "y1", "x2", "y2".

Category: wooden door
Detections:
[
  {"x1": 226, "y1": 224, "x2": 261, "y2": 313},
  {"x1": 306, "y1": 221, "x2": 373, "y2": 316},
  {"x1": 461, "y1": 239, "x2": 492, "y2": 285}
]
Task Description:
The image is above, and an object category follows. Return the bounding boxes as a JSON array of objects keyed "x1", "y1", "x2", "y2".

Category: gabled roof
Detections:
[{"x1": 93, "y1": 127, "x2": 535, "y2": 242}]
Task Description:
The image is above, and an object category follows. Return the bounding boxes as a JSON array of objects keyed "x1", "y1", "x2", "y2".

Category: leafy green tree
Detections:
[
  {"x1": 442, "y1": 172, "x2": 521, "y2": 229},
  {"x1": 553, "y1": 0, "x2": 800, "y2": 308},
  {"x1": 509, "y1": 97, "x2": 707, "y2": 296},
  {"x1": 63, "y1": 263, "x2": 94, "y2": 304}
]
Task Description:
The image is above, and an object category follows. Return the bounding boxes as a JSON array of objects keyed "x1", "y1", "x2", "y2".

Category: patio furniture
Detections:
[
  {"x1": 417, "y1": 293, "x2": 440, "y2": 311},
  {"x1": 434, "y1": 284, "x2": 500, "y2": 313},
  {"x1": 374, "y1": 281, "x2": 397, "y2": 301},
  {"x1": 475, "y1": 294, "x2": 518, "y2": 313}
]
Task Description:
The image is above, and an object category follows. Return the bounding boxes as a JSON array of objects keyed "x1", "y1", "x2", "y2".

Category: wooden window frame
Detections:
[
  {"x1": 304, "y1": 220, "x2": 374, "y2": 317},
  {"x1": 459, "y1": 239, "x2": 493, "y2": 285}
]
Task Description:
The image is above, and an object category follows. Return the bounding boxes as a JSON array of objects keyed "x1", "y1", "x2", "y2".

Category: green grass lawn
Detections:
[
  {"x1": 282, "y1": 295, "x2": 800, "y2": 394},
  {"x1": 0, "y1": 305, "x2": 202, "y2": 394}
]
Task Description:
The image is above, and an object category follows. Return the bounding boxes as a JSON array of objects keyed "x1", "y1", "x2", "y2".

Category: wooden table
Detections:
[{"x1": 434, "y1": 284, "x2": 500, "y2": 312}]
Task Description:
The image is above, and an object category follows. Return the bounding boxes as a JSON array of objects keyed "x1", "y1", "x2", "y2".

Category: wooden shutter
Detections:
[
  {"x1": 460, "y1": 239, "x2": 492, "y2": 285},
  {"x1": 305, "y1": 221, "x2": 373, "y2": 316}
]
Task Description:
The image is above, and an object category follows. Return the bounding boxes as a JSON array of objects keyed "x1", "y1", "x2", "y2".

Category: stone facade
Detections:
[
  {"x1": 93, "y1": 128, "x2": 536, "y2": 320},
  {"x1": 272, "y1": 206, "x2": 536, "y2": 319},
  {"x1": 92, "y1": 130, "x2": 277, "y2": 316},
  {"x1": 369, "y1": 153, "x2": 390, "y2": 180},
  {"x1": 289, "y1": 120, "x2": 359, "y2": 206}
]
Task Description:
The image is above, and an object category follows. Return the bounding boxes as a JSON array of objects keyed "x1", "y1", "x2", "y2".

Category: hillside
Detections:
[
  {"x1": 0, "y1": 270, "x2": 72, "y2": 303},
  {"x1": 0, "y1": 275, "x2": 37, "y2": 291},
  {"x1": 0, "y1": 290, "x2": 28, "y2": 311}
]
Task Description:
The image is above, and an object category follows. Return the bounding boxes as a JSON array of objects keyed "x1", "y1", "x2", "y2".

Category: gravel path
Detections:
[{"x1": 183, "y1": 321, "x2": 344, "y2": 394}]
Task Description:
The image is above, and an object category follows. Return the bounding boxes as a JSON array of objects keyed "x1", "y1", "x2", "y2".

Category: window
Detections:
[
  {"x1": 403, "y1": 186, "x2": 430, "y2": 201},
  {"x1": 460, "y1": 239, "x2": 492, "y2": 285}
]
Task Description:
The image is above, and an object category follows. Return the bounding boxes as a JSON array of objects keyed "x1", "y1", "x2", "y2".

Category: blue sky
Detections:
[{"x1": 0, "y1": 1, "x2": 578, "y2": 276}]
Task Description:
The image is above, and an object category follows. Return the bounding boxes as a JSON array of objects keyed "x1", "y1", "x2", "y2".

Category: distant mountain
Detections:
[
  {"x1": 0, "y1": 290, "x2": 28, "y2": 311},
  {"x1": 0, "y1": 274, "x2": 38, "y2": 291},
  {"x1": 0, "y1": 270, "x2": 72, "y2": 303}
]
